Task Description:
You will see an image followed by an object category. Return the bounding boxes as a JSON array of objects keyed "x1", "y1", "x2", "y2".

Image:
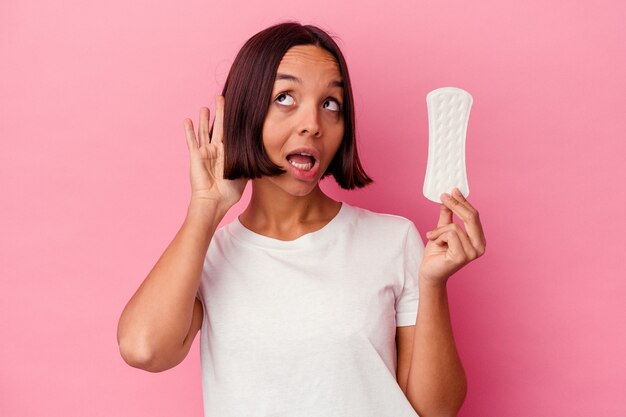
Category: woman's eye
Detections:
[
  {"x1": 275, "y1": 93, "x2": 295, "y2": 106},
  {"x1": 323, "y1": 99, "x2": 341, "y2": 112}
]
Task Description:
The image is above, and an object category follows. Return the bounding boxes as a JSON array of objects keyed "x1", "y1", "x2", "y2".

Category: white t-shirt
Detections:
[{"x1": 196, "y1": 202, "x2": 424, "y2": 416}]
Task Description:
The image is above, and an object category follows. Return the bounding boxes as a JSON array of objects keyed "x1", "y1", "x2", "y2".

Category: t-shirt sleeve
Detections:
[{"x1": 395, "y1": 221, "x2": 425, "y2": 327}]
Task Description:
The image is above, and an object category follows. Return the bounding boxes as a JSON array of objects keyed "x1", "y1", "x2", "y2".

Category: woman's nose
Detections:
[{"x1": 298, "y1": 104, "x2": 321, "y2": 138}]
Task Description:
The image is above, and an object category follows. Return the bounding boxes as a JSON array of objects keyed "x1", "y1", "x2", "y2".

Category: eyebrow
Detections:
[{"x1": 276, "y1": 73, "x2": 343, "y2": 88}]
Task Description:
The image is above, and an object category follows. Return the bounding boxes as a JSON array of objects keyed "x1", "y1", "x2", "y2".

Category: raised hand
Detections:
[
  {"x1": 419, "y1": 187, "x2": 487, "y2": 287},
  {"x1": 183, "y1": 96, "x2": 247, "y2": 212}
]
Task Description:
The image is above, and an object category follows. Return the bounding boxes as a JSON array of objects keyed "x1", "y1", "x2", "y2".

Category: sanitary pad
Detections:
[{"x1": 423, "y1": 87, "x2": 473, "y2": 203}]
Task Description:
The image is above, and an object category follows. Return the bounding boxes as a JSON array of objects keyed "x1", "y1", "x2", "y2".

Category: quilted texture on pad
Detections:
[{"x1": 423, "y1": 87, "x2": 473, "y2": 202}]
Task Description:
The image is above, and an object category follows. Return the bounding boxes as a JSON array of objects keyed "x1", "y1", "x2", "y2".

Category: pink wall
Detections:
[{"x1": 2, "y1": 0, "x2": 625, "y2": 415}]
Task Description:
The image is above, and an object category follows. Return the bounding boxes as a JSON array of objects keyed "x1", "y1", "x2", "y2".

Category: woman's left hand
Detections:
[{"x1": 419, "y1": 187, "x2": 487, "y2": 288}]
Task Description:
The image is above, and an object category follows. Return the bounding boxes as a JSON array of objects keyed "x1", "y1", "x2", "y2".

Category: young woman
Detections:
[{"x1": 117, "y1": 22, "x2": 486, "y2": 417}]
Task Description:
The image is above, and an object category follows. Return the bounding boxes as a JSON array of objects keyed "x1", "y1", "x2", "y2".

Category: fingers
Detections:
[
  {"x1": 199, "y1": 107, "x2": 210, "y2": 148},
  {"x1": 211, "y1": 95, "x2": 225, "y2": 144},
  {"x1": 436, "y1": 203, "x2": 453, "y2": 228},
  {"x1": 440, "y1": 188, "x2": 487, "y2": 255},
  {"x1": 433, "y1": 229, "x2": 467, "y2": 264},
  {"x1": 426, "y1": 223, "x2": 478, "y2": 261},
  {"x1": 184, "y1": 118, "x2": 199, "y2": 152},
  {"x1": 440, "y1": 189, "x2": 474, "y2": 221},
  {"x1": 189, "y1": 96, "x2": 224, "y2": 149}
]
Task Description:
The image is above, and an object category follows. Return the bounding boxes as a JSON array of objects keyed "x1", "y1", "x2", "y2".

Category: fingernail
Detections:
[{"x1": 441, "y1": 193, "x2": 451, "y2": 202}]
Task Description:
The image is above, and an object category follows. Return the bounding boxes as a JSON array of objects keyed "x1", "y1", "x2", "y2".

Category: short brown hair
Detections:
[{"x1": 218, "y1": 22, "x2": 373, "y2": 189}]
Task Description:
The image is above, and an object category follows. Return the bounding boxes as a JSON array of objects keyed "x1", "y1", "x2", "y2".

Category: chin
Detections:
[
  {"x1": 284, "y1": 183, "x2": 320, "y2": 197},
  {"x1": 266, "y1": 176, "x2": 320, "y2": 198}
]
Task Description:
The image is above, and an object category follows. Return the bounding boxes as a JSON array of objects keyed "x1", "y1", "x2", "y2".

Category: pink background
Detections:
[{"x1": 2, "y1": 0, "x2": 625, "y2": 415}]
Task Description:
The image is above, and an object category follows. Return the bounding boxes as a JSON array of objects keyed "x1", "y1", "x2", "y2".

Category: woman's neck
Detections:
[{"x1": 238, "y1": 179, "x2": 341, "y2": 241}]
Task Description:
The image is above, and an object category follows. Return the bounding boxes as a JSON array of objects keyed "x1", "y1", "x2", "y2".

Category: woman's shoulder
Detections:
[{"x1": 343, "y1": 203, "x2": 418, "y2": 234}]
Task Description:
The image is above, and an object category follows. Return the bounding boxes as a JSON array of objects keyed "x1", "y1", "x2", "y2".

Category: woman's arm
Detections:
[
  {"x1": 116, "y1": 200, "x2": 226, "y2": 372},
  {"x1": 117, "y1": 97, "x2": 246, "y2": 372},
  {"x1": 405, "y1": 282, "x2": 466, "y2": 416},
  {"x1": 405, "y1": 188, "x2": 486, "y2": 416}
]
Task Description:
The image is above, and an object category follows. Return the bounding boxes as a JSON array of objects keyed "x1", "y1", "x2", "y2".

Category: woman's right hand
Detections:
[{"x1": 183, "y1": 96, "x2": 247, "y2": 212}]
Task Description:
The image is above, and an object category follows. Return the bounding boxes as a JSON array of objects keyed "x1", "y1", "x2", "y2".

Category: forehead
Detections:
[{"x1": 276, "y1": 45, "x2": 341, "y2": 79}]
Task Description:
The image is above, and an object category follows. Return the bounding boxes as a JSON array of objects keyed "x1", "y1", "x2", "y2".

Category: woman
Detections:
[{"x1": 117, "y1": 22, "x2": 486, "y2": 417}]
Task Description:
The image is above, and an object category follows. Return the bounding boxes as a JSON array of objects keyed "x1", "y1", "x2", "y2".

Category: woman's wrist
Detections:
[
  {"x1": 186, "y1": 197, "x2": 229, "y2": 228},
  {"x1": 418, "y1": 274, "x2": 449, "y2": 295}
]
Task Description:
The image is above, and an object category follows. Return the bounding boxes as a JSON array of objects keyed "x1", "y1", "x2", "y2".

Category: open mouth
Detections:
[{"x1": 286, "y1": 152, "x2": 317, "y2": 171}]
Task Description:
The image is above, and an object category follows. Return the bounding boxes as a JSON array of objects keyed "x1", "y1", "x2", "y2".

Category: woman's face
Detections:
[{"x1": 260, "y1": 44, "x2": 345, "y2": 197}]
